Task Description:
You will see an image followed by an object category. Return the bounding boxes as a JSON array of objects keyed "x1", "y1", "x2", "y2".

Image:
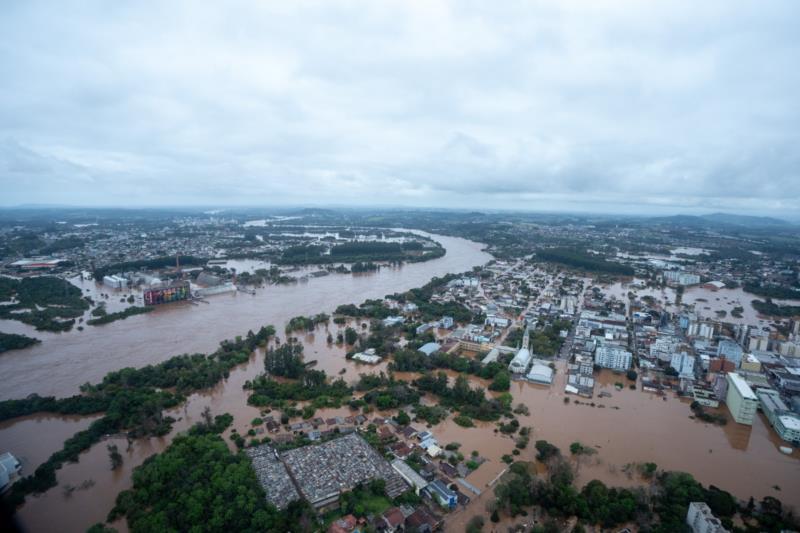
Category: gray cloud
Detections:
[{"x1": 1, "y1": 0, "x2": 798, "y2": 215}]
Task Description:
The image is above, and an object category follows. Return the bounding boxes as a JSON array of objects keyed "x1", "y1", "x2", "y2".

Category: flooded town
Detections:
[
  {"x1": 2, "y1": 3, "x2": 800, "y2": 532},
  {"x1": 1, "y1": 207, "x2": 799, "y2": 533}
]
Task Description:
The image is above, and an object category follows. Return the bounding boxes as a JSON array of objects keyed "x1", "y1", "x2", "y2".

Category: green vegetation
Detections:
[
  {"x1": 744, "y1": 283, "x2": 800, "y2": 301},
  {"x1": 2, "y1": 325, "x2": 276, "y2": 507},
  {"x1": 109, "y1": 430, "x2": 314, "y2": 532},
  {"x1": 247, "y1": 343, "x2": 351, "y2": 409},
  {"x1": 492, "y1": 458, "x2": 798, "y2": 532},
  {"x1": 454, "y1": 414, "x2": 475, "y2": 427},
  {"x1": 86, "y1": 306, "x2": 153, "y2": 326},
  {"x1": 337, "y1": 479, "x2": 393, "y2": 518},
  {"x1": 0, "y1": 331, "x2": 40, "y2": 353},
  {"x1": 280, "y1": 240, "x2": 444, "y2": 265},
  {"x1": 752, "y1": 299, "x2": 800, "y2": 318},
  {"x1": 0, "y1": 276, "x2": 90, "y2": 331},
  {"x1": 414, "y1": 371, "x2": 510, "y2": 421},
  {"x1": 285, "y1": 313, "x2": 329, "y2": 333},
  {"x1": 535, "y1": 248, "x2": 635, "y2": 276},
  {"x1": 504, "y1": 320, "x2": 571, "y2": 356}
]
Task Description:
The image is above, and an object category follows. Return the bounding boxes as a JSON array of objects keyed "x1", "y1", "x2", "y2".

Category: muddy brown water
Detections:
[
  {"x1": 0, "y1": 233, "x2": 489, "y2": 532},
  {"x1": 2, "y1": 235, "x2": 799, "y2": 532}
]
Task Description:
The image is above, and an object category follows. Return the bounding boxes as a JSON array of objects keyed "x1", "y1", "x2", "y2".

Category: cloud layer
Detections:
[{"x1": 1, "y1": 0, "x2": 798, "y2": 215}]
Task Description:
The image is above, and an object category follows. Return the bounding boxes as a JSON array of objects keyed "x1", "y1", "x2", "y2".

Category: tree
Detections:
[
  {"x1": 393, "y1": 410, "x2": 411, "y2": 426},
  {"x1": 488, "y1": 370, "x2": 511, "y2": 391},
  {"x1": 107, "y1": 444, "x2": 123, "y2": 470},
  {"x1": 344, "y1": 327, "x2": 358, "y2": 345}
]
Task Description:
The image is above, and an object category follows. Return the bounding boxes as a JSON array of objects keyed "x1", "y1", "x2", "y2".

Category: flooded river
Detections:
[
  {"x1": 0, "y1": 232, "x2": 490, "y2": 532},
  {"x1": 2, "y1": 234, "x2": 799, "y2": 532}
]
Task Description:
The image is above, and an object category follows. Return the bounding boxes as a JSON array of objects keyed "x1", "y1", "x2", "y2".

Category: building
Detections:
[
  {"x1": 416, "y1": 323, "x2": 434, "y2": 335},
  {"x1": 527, "y1": 360, "x2": 554, "y2": 384},
  {"x1": 144, "y1": 281, "x2": 190, "y2": 305},
  {"x1": 425, "y1": 479, "x2": 457, "y2": 509},
  {"x1": 0, "y1": 452, "x2": 21, "y2": 493},
  {"x1": 352, "y1": 348, "x2": 382, "y2": 364},
  {"x1": 391, "y1": 459, "x2": 429, "y2": 495},
  {"x1": 725, "y1": 373, "x2": 758, "y2": 425},
  {"x1": 757, "y1": 389, "x2": 800, "y2": 445},
  {"x1": 664, "y1": 270, "x2": 701, "y2": 286},
  {"x1": 418, "y1": 343, "x2": 440, "y2": 357},
  {"x1": 594, "y1": 345, "x2": 632, "y2": 371},
  {"x1": 670, "y1": 352, "x2": 695, "y2": 378},
  {"x1": 102, "y1": 274, "x2": 128, "y2": 289},
  {"x1": 509, "y1": 325, "x2": 533, "y2": 374},
  {"x1": 739, "y1": 353, "x2": 761, "y2": 372},
  {"x1": 439, "y1": 316, "x2": 454, "y2": 329},
  {"x1": 383, "y1": 316, "x2": 405, "y2": 327},
  {"x1": 508, "y1": 347, "x2": 532, "y2": 374},
  {"x1": 686, "y1": 502, "x2": 729, "y2": 533},
  {"x1": 717, "y1": 339, "x2": 743, "y2": 366}
]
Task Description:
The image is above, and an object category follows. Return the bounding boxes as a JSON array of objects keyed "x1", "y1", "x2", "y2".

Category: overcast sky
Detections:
[{"x1": 1, "y1": 1, "x2": 798, "y2": 216}]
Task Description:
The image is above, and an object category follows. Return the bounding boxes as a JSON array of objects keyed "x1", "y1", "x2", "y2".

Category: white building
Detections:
[
  {"x1": 508, "y1": 325, "x2": 533, "y2": 374},
  {"x1": 527, "y1": 360, "x2": 554, "y2": 384},
  {"x1": 594, "y1": 345, "x2": 632, "y2": 371},
  {"x1": 391, "y1": 459, "x2": 428, "y2": 495},
  {"x1": 439, "y1": 316, "x2": 454, "y2": 329},
  {"x1": 103, "y1": 274, "x2": 128, "y2": 289},
  {"x1": 670, "y1": 352, "x2": 695, "y2": 378},
  {"x1": 686, "y1": 502, "x2": 729, "y2": 533},
  {"x1": 725, "y1": 373, "x2": 758, "y2": 425},
  {"x1": 508, "y1": 347, "x2": 532, "y2": 374},
  {"x1": 664, "y1": 271, "x2": 701, "y2": 286}
]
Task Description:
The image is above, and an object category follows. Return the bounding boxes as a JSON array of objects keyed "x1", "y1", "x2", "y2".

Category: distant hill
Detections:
[
  {"x1": 699, "y1": 212, "x2": 790, "y2": 227},
  {"x1": 643, "y1": 212, "x2": 792, "y2": 228}
]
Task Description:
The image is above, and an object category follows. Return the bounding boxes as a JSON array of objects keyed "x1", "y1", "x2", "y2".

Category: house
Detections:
[
  {"x1": 439, "y1": 316, "x2": 454, "y2": 329},
  {"x1": 328, "y1": 514, "x2": 359, "y2": 533},
  {"x1": 383, "y1": 316, "x2": 405, "y2": 327},
  {"x1": 400, "y1": 426, "x2": 418, "y2": 439},
  {"x1": 380, "y1": 507, "x2": 405, "y2": 533},
  {"x1": 425, "y1": 479, "x2": 457, "y2": 509},
  {"x1": 416, "y1": 323, "x2": 434, "y2": 335},
  {"x1": 418, "y1": 343, "x2": 440, "y2": 357},
  {"x1": 426, "y1": 444, "x2": 442, "y2": 458},
  {"x1": 405, "y1": 506, "x2": 441, "y2": 532}
]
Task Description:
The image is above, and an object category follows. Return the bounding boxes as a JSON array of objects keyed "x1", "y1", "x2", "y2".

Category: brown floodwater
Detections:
[
  {"x1": 1, "y1": 232, "x2": 490, "y2": 532},
  {"x1": 443, "y1": 363, "x2": 800, "y2": 532},
  {"x1": 3, "y1": 235, "x2": 799, "y2": 532}
]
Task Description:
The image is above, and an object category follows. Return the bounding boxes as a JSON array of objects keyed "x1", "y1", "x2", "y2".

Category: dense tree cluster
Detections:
[
  {"x1": 0, "y1": 276, "x2": 90, "y2": 331},
  {"x1": 0, "y1": 331, "x2": 40, "y2": 353},
  {"x1": 535, "y1": 248, "x2": 635, "y2": 276},
  {"x1": 414, "y1": 372, "x2": 510, "y2": 421},
  {"x1": 2, "y1": 324, "x2": 277, "y2": 507},
  {"x1": 109, "y1": 431, "x2": 315, "y2": 532},
  {"x1": 86, "y1": 305, "x2": 153, "y2": 326}
]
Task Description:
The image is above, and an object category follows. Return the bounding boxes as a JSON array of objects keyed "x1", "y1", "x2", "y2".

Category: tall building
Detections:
[
  {"x1": 670, "y1": 352, "x2": 695, "y2": 378},
  {"x1": 717, "y1": 339, "x2": 743, "y2": 366},
  {"x1": 595, "y1": 345, "x2": 632, "y2": 371},
  {"x1": 725, "y1": 373, "x2": 758, "y2": 425},
  {"x1": 686, "y1": 502, "x2": 729, "y2": 533}
]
